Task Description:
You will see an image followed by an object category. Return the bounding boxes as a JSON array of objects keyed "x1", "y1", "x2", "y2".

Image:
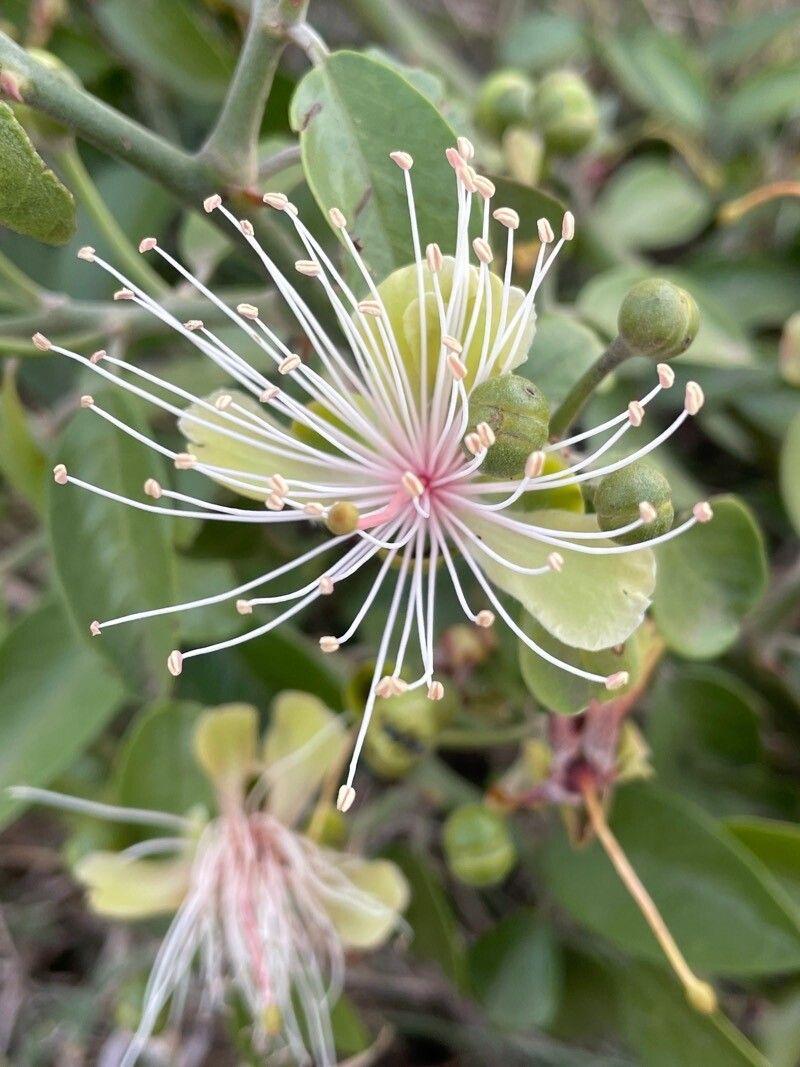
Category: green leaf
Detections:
[
  {"x1": 519, "y1": 613, "x2": 646, "y2": 715},
  {"x1": 653, "y1": 496, "x2": 767, "y2": 659},
  {"x1": 525, "y1": 310, "x2": 603, "y2": 407},
  {"x1": 48, "y1": 389, "x2": 178, "y2": 694},
  {"x1": 470, "y1": 509, "x2": 655, "y2": 652},
  {"x1": 501, "y1": 13, "x2": 587, "y2": 73},
  {"x1": 94, "y1": 0, "x2": 235, "y2": 102},
  {"x1": 0, "y1": 599, "x2": 126, "y2": 828},
  {"x1": 599, "y1": 30, "x2": 710, "y2": 132},
  {"x1": 0, "y1": 101, "x2": 75, "y2": 245},
  {"x1": 615, "y1": 962, "x2": 770, "y2": 1066},
  {"x1": 115, "y1": 701, "x2": 212, "y2": 825},
  {"x1": 781, "y1": 412, "x2": 800, "y2": 535},
  {"x1": 594, "y1": 158, "x2": 712, "y2": 251},
  {"x1": 708, "y1": 9, "x2": 800, "y2": 72},
  {"x1": 0, "y1": 362, "x2": 46, "y2": 513},
  {"x1": 721, "y1": 63, "x2": 800, "y2": 137},
  {"x1": 577, "y1": 265, "x2": 753, "y2": 367},
  {"x1": 384, "y1": 844, "x2": 467, "y2": 988},
  {"x1": 728, "y1": 817, "x2": 800, "y2": 912},
  {"x1": 468, "y1": 910, "x2": 563, "y2": 1031},
  {"x1": 290, "y1": 51, "x2": 465, "y2": 282},
  {"x1": 540, "y1": 782, "x2": 800, "y2": 976}
]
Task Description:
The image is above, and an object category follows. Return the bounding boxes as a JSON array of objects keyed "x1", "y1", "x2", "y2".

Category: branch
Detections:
[{"x1": 201, "y1": 0, "x2": 310, "y2": 183}]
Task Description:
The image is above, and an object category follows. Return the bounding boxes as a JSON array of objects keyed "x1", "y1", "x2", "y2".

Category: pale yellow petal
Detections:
[
  {"x1": 74, "y1": 851, "x2": 190, "y2": 919},
  {"x1": 324, "y1": 856, "x2": 409, "y2": 949},
  {"x1": 193, "y1": 703, "x2": 259, "y2": 791}
]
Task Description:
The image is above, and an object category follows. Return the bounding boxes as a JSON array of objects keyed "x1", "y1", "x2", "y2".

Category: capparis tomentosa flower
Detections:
[
  {"x1": 35, "y1": 139, "x2": 712, "y2": 811},
  {"x1": 10, "y1": 698, "x2": 408, "y2": 1066}
]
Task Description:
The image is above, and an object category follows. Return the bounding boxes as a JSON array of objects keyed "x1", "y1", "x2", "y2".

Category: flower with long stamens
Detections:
[
  {"x1": 38, "y1": 140, "x2": 712, "y2": 811},
  {"x1": 9, "y1": 698, "x2": 408, "y2": 1066}
]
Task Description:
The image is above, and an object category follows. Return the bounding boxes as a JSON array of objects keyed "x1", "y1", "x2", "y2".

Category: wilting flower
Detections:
[
  {"x1": 10, "y1": 697, "x2": 408, "y2": 1066},
  {"x1": 35, "y1": 139, "x2": 712, "y2": 811}
]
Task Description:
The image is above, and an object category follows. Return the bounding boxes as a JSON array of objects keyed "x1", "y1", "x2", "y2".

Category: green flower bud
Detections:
[
  {"x1": 466, "y1": 374, "x2": 550, "y2": 478},
  {"x1": 617, "y1": 279, "x2": 700, "y2": 361},
  {"x1": 595, "y1": 461, "x2": 673, "y2": 545},
  {"x1": 534, "y1": 70, "x2": 599, "y2": 156},
  {"x1": 442, "y1": 803, "x2": 516, "y2": 887},
  {"x1": 475, "y1": 70, "x2": 536, "y2": 137},
  {"x1": 13, "y1": 49, "x2": 80, "y2": 145},
  {"x1": 363, "y1": 688, "x2": 439, "y2": 779}
]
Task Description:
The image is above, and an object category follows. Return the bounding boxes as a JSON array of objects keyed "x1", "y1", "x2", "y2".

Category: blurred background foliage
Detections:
[{"x1": 0, "y1": 0, "x2": 798, "y2": 1063}]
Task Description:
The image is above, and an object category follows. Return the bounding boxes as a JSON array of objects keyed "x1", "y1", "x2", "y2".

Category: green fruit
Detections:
[
  {"x1": 475, "y1": 70, "x2": 536, "y2": 137},
  {"x1": 467, "y1": 374, "x2": 550, "y2": 478},
  {"x1": 617, "y1": 278, "x2": 700, "y2": 360},
  {"x1": 363, "y1": 689, "x2": 439, "y2": 779},
  {"x1": 442, "y1": 803, "x2": 516, "y2": 887},
  {"x1": 595, "y1": 461, "x2": 673, "y2": 545},
  {"x1": 535, "y1": 70, "x2": 598, "y2": 156}
]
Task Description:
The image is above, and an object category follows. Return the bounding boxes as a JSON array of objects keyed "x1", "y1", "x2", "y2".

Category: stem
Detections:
[
  {"x1": 201, "y1": 0, "x2": 309, "y2": 184},
  {"x1": 258, "y1": 142, "x2": 302, "y2": 182},
  {"x1": 549, "y1": 335, "x2": 632, "y2": 438},
  {"x1": 581, "y1": 782, "x2": 717, "y2": 1015},
  {"x1": 0, "y1": 249, "x2": 43, "y2": 308},
  {"x1": 53, "y1": 144, "x2": 168, "y2": 294},
  {"x1": 345, "y1": 0, "x2": 477, "y2": 96},
  {"x1": 437, "y1": 717, "x2": 539, "y2": 749},
  {"x1": 718, "y1": 180, "x2": 800, "y2": 225}
]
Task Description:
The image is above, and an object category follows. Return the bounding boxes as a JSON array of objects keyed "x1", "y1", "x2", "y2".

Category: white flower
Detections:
[{"x1": 37, "y1": 139, "x2": 712, "y2": 811}]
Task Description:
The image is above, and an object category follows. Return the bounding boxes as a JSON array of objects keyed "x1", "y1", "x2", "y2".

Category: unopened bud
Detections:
[
  {"x1": 595, "y1": 461, "x2": 674, "y2": 545},
  {"x1": 467, "y1": 375, "x2": 550, "y2": 478},
  {"x1": 618, "y1": 278, "x2": 700, "y2": 361},
  {"x1": 535, "y1": 70, "x2": 599, "y2": 156}
]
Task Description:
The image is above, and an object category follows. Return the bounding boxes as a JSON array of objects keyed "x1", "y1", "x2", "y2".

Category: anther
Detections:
[
  {"x1": 167, "y1": 650, "x2": 184, "y2": 677},
  {"x1": 459, "y1": 165, "x2": 478, "y2": 193},
  {"x1": 473, "y1": 237, "x2": 493, "y2": 263},
  {"x1": 525, "y1": 450, "x2": 546, "y2": 479},
  {"x1": 376, "y1": 677, "x2": 394, "y2": 699},
  {"x1": 426, "y1": 243, "x2": 443, "y2": 273},
  {"x1": 319, "y1": 576, "x2": 334, "y2": 595},
  {"x1": 237, "y1": 303, "x2": 259, "y2": 320},
  {"x1": 320, "y1": 636, "x2": 340, "y2": 654},
  {"x1": 53, "y1": 463, "x2": 68, "y2": 485},
  {"x1": 537, "y1": 218, "x2": 555, "y2": 244},
  {"x1": 476, "y1": 422, "x2": 496, "y2": 448},
  {"x1": 457, "y1": 136, "x2": 475, "y2": 161},
  {"x1": 89, "y1": 621, "x2": 101, "y2": 637},
  {"x1": 114, "y1": 288, "x2": 134, "y2": 301},
  {"x1": 627, "y1": 400, "x2": 645, "y2": 427},
  {"x1": 548, "y1": 552, "x2": 564, "y2": 572},
  {"x1": 493, "y1": 207, "x2": 520, "y2": 230},
  {"x1": 138, "y1": 237, "x2": 157, "y2": 253},
  {"x1": 269, "y1": 473, "x2": 289, "y2": 496},
  {"x1": 295, "y1": 259, "x2": 321, "y2": 277},
  {"x1": 144, "y1": 478, "x2": 162, "y2": 499},
  {"x1": 684, "y1": 381, "x2": 704, "y2": 415},
  {"x1": 260, "y1": 385, "x2": 279, "y2": 402},
  {"x1": 476, "y1": 610, "x2": 495, "y2": 628},
  {"x1": 203, "y1": 194, "x2": 222, "y2": 213},
  {"x1": 304, "y1": 502, "x2": 325, "y2": 518},
  {"x1": 389, "y1": 150, "x2": 413, "y2": 170},
  {"x1": 90, "y1": 349, "x2": 106, "y2": 364},
  {"x1": 265, "y1": 493, "x2": 285, "y2": 511},
  {"x1": 474, "y1": 175, "x2": 495, "y2": 200},
  {"x1": 464, "y1": 432, "x2": 482, "y2": 456},
  {"x1": 639, "y1": 501, "x2": 657, "y2": 524},
  {"x1": 239, "y1": 219, "x2": 254, "y2": 237},
  {"x1": 278, "y1": 354, "x2": 301, "y2": 375},
  {"x1": 605, "y1": 671, "x2": 629, "y2": 691},
  {"x1": 263, "y1": 192, "x2": 288, "y2": 210},
  {"x1": 445, "y1": 146, "x2": 461, "y2": 169},
  {"x1": 336, "y1": 784, "x2": 356, "y2": 812},
  {"x1": 184, "y1": 319, "x2": 203, "y2": 331},
  {"x1": 79, "y1": 394, "x2": 94, "y2": 409},
  {"x1": 442, "y1": 335, "x2": 463, "y2": 354},
  {"x1": 214, "y1": 393, "x2": 232, "y2": 410},
  {"x1": 236, "y1": 599, "x2": 253, "y2": 615},
  {"x1": 174, "y1": 452, "x2": 196, "y2": 470},
  {"x1": 657, "y1": 363, "x2": 675, "y2": 388},
  {"x1": 448, "y1": 354, "x2": 468, "y2": 380},
  {"x1": 357, "y1": 299, "x2": 382, "y2": 317},
  {"x1": 31, "y1": 332, "x2": 52, "y2": 351},
  {"x1": 428, "y1": 681, "x2": 445, "y2": 701},
  {"x1": 77, "y1": 246, "x2": 96, "y2": 262},
  {"x1": 402, "y1": 471, "x2": 425, "y2": 498},
  {"x1": 693, "y1": 501, "x2": 713, "y2": 523},
  {"x1": 562, "y1": 211, "x2": 576, "y2": 240},
  {"x1": 328, "y1": 207, "x2": 347, "y2": 228}
]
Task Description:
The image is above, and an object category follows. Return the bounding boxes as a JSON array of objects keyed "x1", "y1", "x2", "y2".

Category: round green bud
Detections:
[
  {"x1": 595, "y1": 461, "x2": 673, "y2": 545},
  {"x1": 363, "y1": 689, "x2": 439, "y2": 780},
  {"x1": 617, "y1": 278, "x2": 700, "y2": 361},
  {"x1": 325, "y1": 501, "x2": 360, "y2": 535},
  {"x1": 13, "y1": 50, "x2": 80, "y2": 144},
  {"x1": 475, "y1": 70, "x2": 536, "y2": 137},
  {"x1": 442, "y1": 803, "x2": 516, "y2": 887},
  {"x1": 467, "y1": 374, "x2": 550, "y2": 478},
  {"x1": 534, "y1": 70, "x2": 599, "y2": 156}
]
